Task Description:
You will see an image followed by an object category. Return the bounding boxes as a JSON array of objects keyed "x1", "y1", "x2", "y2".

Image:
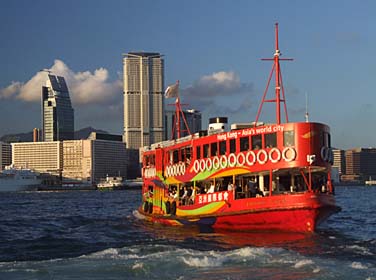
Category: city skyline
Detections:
[{"x1": 0, "y1": 0, "x2": 375, "y2": 150}]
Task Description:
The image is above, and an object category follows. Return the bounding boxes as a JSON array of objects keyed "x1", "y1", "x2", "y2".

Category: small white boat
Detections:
[{"x1": 97, "y1": 175, "x2": 126, "y2": 190}]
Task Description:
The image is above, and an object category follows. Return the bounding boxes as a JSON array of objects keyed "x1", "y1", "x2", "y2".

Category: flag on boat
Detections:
[{"x1": 164, "y1": 81, "x2": 179, "y2": 98}]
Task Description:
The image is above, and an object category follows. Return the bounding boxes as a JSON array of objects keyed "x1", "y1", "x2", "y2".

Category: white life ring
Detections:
[
  {"x1": 200, "y1": 159, "x2": 206, "y2": 172},
  {"x1": 206, "y1": 158, "x2": 212, "y2": 171},
  {"x1": 193, "y1": 160, "x2": 200, "y2": 173},
  {"x1": 212, "y1": 156, "x2": 220, "y2": 169},
  {"x1": 246, "y1": 150, "x2": 256, "y2": 166},
  {"x1": 172, "y1": 164, "x2": 177, "y2": 177},
  {"x1": 282, "y1": 147, "x2": 296, "y2": 162},
  {"x1": 321, "y1": 146, "x2": 328, "y2": 161},
  {"x1": 237, "y1": 153, "x2": 246, "y2": 166},
  {"x1": 220, "y1": 155, "x2": 228, "y2": 169},
  {"x1": 176, "y1": 164, "x2": 182, "y2": 176},
  {"x1": 257, "y1": 149, "x2": 268, "y2": 165},
  {"x1": 228, "y1": 153, "x2": 237, "y2": 167},
  {"x1": 180, "y1": 163, "x2": 186, "y2": 175},
  {"x1": 269, "y1": 148, "x2": 281, "y2": 163}
]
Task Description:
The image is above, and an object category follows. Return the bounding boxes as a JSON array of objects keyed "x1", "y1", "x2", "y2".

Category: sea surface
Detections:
[{"x1": 0, "y1": 186, "x2": 375, "y2": 280}]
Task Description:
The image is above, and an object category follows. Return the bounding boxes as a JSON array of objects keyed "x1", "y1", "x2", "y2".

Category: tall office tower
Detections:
[
  {"x1": 332, "y1": 149, "x2": 346, "y2": 177},
  {"x1": 165, "y1": 109, "x2": 202, "y2": 140},
  {"x1": 42, "y1": 74, "x2": 74, "y2": 141},
  {"x1": 123, "y1": 52, "x2": 164, "y2": 149}
]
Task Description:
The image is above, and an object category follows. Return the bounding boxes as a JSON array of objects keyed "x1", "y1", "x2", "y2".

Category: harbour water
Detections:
[{"x1": 0, "y1": 186, "x2": 375, "y2": 279}]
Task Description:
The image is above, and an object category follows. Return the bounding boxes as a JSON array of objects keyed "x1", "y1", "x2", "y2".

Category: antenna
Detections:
[{"x1": 305, "y1": 92, "x2": 309, "y2": 122}]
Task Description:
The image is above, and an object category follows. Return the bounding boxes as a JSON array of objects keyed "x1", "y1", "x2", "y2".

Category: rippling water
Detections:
[{"x1": 0, "y1": 186, "x2": 375, "y2": 279}]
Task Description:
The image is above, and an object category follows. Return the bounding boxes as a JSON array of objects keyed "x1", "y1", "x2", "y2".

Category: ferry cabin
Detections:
[{"x1": 141, "y1": 121, "x2": 333, "y2": 215}]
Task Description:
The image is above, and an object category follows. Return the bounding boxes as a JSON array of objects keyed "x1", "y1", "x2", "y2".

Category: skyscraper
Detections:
[
  {"x1": 123, "y1": 52, "x2": 164, "y2": 149},
  {"x1": 42, "y1": 74, "x2": 74, "y2": 141},
  {"x1": 165, "y1": 109, "x2": 202, "y2": 140}
]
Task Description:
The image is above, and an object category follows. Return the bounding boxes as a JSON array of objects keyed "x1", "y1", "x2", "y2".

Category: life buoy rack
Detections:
[
  {"x1": 269, "y1": 147, "x2": 281, "y2": 163},
  {"x1": 228, "y1": 153, "x2": 237, "y2": 167},
  {"x1": 282, "y1": 147, "x2": 296, "y2": 162},
  {"x1": 257, "y1": 149, "x2": 268, "y2": 165},
  {"x1": 212, "y1": 156, "x2": 220, "y2": 169},
  {"x1": 246, "y1": 150, "x2": 256, "y2": 166},
  {"x1": 236, "y1": 153, "x2": 246, "y2": 166},
  {"x1": 220, "y1": 155, "x2": 228, "y2": 169}
]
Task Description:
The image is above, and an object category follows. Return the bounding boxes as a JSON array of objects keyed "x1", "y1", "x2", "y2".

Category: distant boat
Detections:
[
  {"x1": 365, "y1": 176, "x2": 376, "y2": 186},
  {"x1": 0, "y1": 166, "x2": 42, "y2": 191},
  {"x1": 97, "y1": 175, "x2": 126, "y2": 190}
]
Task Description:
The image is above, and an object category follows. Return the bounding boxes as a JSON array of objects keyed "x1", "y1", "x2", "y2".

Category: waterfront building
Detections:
[
  {"x1": 12, "y1": 135, "x2": 127, "y2": 184},
  {"x1": 165, "y1": 109, "x2": 202, "y2": 140},
  {"x1": 12, "y1": 141, "x2": 63, "y2": 176},
  {"x1": 332, "y1": 149, "x2": 346, "y2": 180},
  {"x1": 42, "y1": 74, "x2": 74, "y2": 141},
  {"x1": 0, "y1": 142, "x2": 11, "y2": 171},
  {"x1": 343, "y1": 147, "x2": 376, "y2": 182},
  {"x1": 123, "y1": 52, "x2": 164, "y2": 149}
]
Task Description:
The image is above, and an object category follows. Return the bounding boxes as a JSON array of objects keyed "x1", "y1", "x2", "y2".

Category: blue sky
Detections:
[{"x1": 0, "y1": 0, "x2": 375, "y2": 149}]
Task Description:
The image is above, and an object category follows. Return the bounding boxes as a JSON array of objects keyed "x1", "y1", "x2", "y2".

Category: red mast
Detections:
[
  {"x1": 167, "y1": 81, "x2": 191, "y2": 140},
  {"x1": 255, "y1": 23, "x2": 293, "y2": 125}
]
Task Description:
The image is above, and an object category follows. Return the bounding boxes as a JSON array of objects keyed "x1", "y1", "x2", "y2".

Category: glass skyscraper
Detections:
[
  {"x1": 42, "y1": 75, "x2": 74, "y2": 141},
  {"x1": 123, "y1": 52, "x2": 164, "y2": 149}
]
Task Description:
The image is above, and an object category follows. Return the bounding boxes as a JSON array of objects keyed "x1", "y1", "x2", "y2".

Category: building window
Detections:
[
  {"x1": 196, "y1": 146, "x2": 201, "y2": 159},
  {"x1": 265, "y1": 133, "x2": 277, "y2": 148},
  {"x1": 203, "y1": 144, "x2": 210, "y2": 158},
  {"x1": 219, "y1": 141, "x2": 226, "y2": 155},
  {"x1": 283, "y1": 130, "x2": 295, "y2": 147},
  {"x1": 230, "y1": 139, "x2": 236, "y2": 153},
  {"x1": 210, "y1": 142, "x2": 218, "y2": 157},
  {"x1": 240, "y1": 136, "x2": 249, "y2": 152},
  {"x1": 251, "y1": 135, "x2": 262, "y2": 150}
]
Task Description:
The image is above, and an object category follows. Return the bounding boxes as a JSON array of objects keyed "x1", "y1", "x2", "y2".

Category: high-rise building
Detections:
[
  {"x1": 332, "y1": 149, "x2": 346, "y2": 178},
  {"x1": 165, "y1": 109, "x2": 202, "y2": 140},
  {"x1": 42, "y1": 74, "x2": 74, "y2": 142},
  {"x1": 123, "y1": 52, "x2": 164, "y2": 149},
  {"x1": 0, "y1": 142, "x2": 11, "y2": 171}
]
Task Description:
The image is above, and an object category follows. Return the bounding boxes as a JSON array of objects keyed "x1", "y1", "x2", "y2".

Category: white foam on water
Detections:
[
  {"x1": 346, "y1": 245, "x2": 374, "y2": 256},
  {"x1": 294, "y1": 259, "x2": 314, "y2": 268},
  {"x1": 132, "y1": 262, "x2": 144, "y2": 270},
  {"x1": 350, "y1": 262, "x2": 368, "y2": 270},
  {"x1": 182, "y1": 255, "x2": 224, "y2": 267}
]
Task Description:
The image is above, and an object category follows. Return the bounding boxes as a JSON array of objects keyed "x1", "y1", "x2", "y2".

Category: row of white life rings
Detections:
[
  {"x1": 165, "y1": 162, "x2": 187, "y2": 177},
  {"x1": 144, "y1": 167, "x2": 156, "y2": 178},
  {"x1": 321, "y1": 146, "x2": 334, "y2": 163},
  {"x1": 192, "y1": 147, "x2": 296, "y2": 174}
]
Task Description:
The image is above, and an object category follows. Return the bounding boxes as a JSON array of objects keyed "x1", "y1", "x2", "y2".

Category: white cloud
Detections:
[
  {"x1": 0, "y1": 81, "x2": 22, "y2": 99},
  {"x1": 0, "y1": 59, "x2": 122, "y2": 105}
]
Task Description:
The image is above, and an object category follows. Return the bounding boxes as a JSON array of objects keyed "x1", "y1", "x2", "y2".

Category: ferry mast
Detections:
[{"x1": 255, "y1": 23, "x2": 293, "y2": 125}]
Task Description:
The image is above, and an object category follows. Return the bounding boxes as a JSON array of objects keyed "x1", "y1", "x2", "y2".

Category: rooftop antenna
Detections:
[{"x1": 305, "y1": 92, "x2": 309, "y2": 122}]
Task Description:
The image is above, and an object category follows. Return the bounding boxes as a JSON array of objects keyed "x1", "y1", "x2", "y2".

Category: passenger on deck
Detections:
[
  {"x1": 248, "y1": 180, "x2": 257, "y2": 197},
  {"x1": 189, "y1": 186, "x2": 196, "y2": 204},
  {"x1": 207, "y1": 181, "x2": 215, "y2": 193},
  {"x1": 181, "y1": 186, "x2": 189, "y2": 205},
  {"x1": 227, "y1": 182, "x2": 234, "y2": 191}
]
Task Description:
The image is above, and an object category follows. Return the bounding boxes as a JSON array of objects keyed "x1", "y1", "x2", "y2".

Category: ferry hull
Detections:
[{"x1": 136, "y1": 193, "x2": 340, "y2": 233}]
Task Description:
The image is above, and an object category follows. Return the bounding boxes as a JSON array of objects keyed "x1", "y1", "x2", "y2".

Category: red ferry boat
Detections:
[{"x1": 136, "y1": 23, "x2": 341, "y2": 233}]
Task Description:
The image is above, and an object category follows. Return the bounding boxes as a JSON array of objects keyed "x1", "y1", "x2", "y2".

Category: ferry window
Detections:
[
  {"x1": 185, "y1": 147, "x2": 192, "y2": 163},
  {"x1": 251, "y1": 135, "x2": 262, "y2": 150},
  {"x1": 196, "y1": 146, "x2": 201, "y2": 159},
  {"x1": 283, "y1": 131, "x2": 295, "y2": 147},
  {"x1": 203, "y1": 144, "x2": 210, "y2": 158},
  {"x1": 144, "y1": 155, "x2": 149, "y2": 167},
  {"x1": 173, "y1": 150, "x2": 179, "y2": 163},
  {"x1": 230, "y1": 139, "x2": 236, "y2": 153},
  {"x1": 210, "y1": 142, "x2": 218, "y2": 157},
  {"x1": 265, "y1": 133, "x2": 277, "y2": 148},
  {"x1": 150, "y1": 155, "x2": 155, "y2": 166},
  {"x1": 240, "y1": 136, "x2": 249, "y2": 152},
  {"x1": 181, "y1": 148, "x2": 186, "y2": 162},
  {"x1": 219, "y1": 140, "x2": 226, "y2": 155}
]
